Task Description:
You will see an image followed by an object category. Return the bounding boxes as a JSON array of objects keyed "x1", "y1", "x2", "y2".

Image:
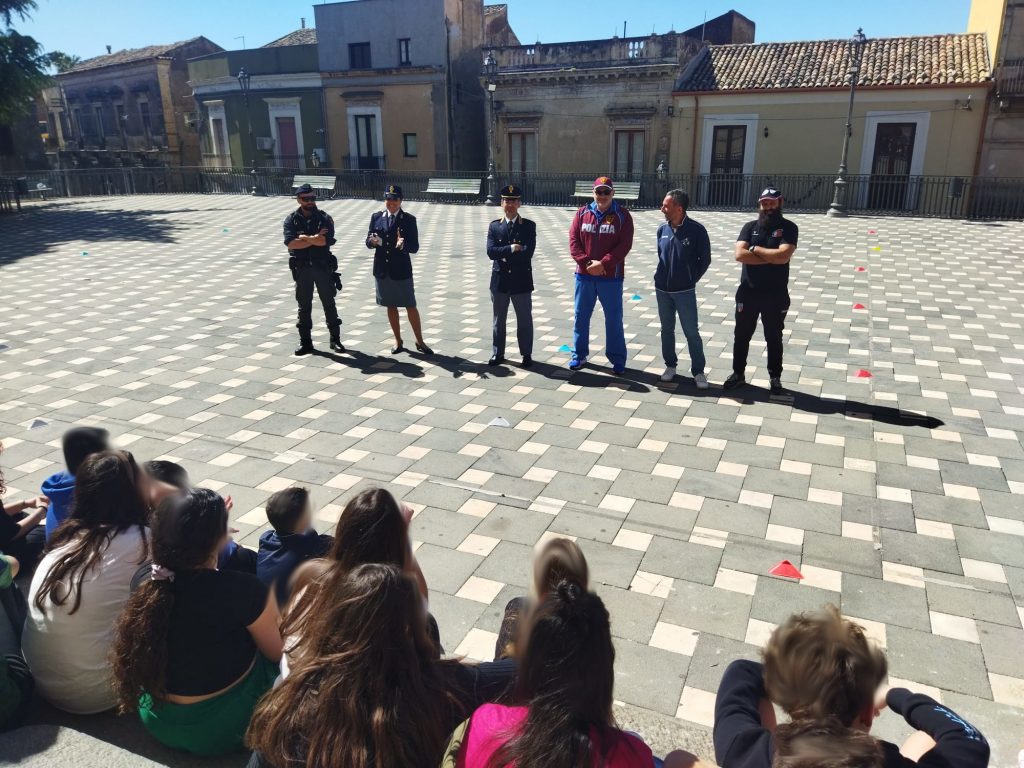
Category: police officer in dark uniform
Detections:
[
  {"x1": 365, "y1": 185, "x2": 432, "y2": 355},
  {"x1": 284, "y1": 184, "x2": 344, "y2": 355},
  {"x1": 486, "y1": 184, "x2": 536, "y2": 367},
  {"x1": 723, "y1": 187, "x2": 798, "y2": 395}
]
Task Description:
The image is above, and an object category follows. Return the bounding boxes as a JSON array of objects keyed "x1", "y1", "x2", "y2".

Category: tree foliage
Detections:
[
  {"x1": 48, "y1": 50, "x2": 81, "y2": 72},
  {"x1": 0, "y1": 0, "x2": 53, "y2": 124}
]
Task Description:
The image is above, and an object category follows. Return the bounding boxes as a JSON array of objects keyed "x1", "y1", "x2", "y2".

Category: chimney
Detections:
[
  {"x1": 106, "y1": 44, "x2": 112, "y2": 54},
  {"x1": 300, "y1": 17, "x2": 305, "y2": 29}
]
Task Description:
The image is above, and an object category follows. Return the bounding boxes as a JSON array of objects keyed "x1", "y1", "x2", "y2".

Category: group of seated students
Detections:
[{"x1": 0, "y1": 427, "x2": 993, "y2": 767}]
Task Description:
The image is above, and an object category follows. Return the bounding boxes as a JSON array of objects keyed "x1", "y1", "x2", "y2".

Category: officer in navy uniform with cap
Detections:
[
  {"x1": 724, "y1": 187, "x2": 798, "y2": 395},
  {"x1": 365, "y1": 185, "x2": 432, "y2": 355},
  {"x1": 486, "y1": 184, "x2": 537, "y2": 367},
  {"x1": 284, "y1": 183, "x2": 344, "y2": 355}
]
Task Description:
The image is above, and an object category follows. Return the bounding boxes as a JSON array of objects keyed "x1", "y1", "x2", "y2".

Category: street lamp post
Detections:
[
  {"x1": 826, "y1": 28, "x2": 867, "y2": 218},
  {"x1": 483, "y1": 51, "x2": 499, "y2": 206},
  {"x1": 236, "y1": 67, "x2": 260, "y2": 196}
]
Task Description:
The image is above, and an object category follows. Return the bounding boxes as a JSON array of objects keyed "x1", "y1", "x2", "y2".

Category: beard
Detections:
[{"x1": 758, "y1": 208, "x2": 783, "y2": 228}]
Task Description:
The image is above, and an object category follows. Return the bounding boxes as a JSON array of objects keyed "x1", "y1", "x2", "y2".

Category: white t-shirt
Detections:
[{"x1": 22, "y1": 526, "x2": 148, "y2": 714}]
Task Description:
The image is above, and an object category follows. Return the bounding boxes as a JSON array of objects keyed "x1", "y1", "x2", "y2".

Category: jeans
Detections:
[
  {"x1": 656, "y1": 289, "x2": 705, "y2": 375},
  {"x1": 572, "y1": 275, "x2": 626, "y2": 368},
  {"x1": 491, "y1": 291, "x2": 533, "y2": 357},
  {"x1": 732, "y1": 286, "x2": 790, "y2": 379}
]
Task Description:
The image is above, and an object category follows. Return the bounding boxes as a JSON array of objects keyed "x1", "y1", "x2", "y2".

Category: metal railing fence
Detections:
[{"x1": 4, "y1": 167, "x2": 1023, "y2": 220}]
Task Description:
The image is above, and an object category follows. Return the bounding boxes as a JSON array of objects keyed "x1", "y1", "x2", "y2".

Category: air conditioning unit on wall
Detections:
[{"x1": 255, "y1": 137, "x2": 275, "y2": 151}]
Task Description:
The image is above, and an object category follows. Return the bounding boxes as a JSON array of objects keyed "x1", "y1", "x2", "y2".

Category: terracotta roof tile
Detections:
[
  {"x1": 676, "y1": 33, "x2": 990, "y2": 92},
  {"x1": 263, "y1": 28, "x2": 318, "y2": 48},
  {"x1": 64, "y1": 38, "x2": 207, "y2": 73}
]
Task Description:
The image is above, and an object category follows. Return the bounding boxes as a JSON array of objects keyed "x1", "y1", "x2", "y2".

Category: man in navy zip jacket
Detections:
[
  {"x1": 654, "y1": 190, "x2": 711, "y2": 388},
  {"x1": 568, "y1": 176, "x2": 634, "y2": 374},
  {"x1": 714, "y1": 660, "x2": 989, "y2": 768}
]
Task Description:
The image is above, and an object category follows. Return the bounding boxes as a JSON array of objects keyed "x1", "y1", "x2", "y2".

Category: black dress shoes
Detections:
[
  {"x1": 521, "y1": 355, "x2": 534, "y2": 368},
  {"x1": 488, "y1": 355, "x2": 505, "y2": 366},
  {"x1": 294, "y1": 342, "x2": 314, "y2": 356}
]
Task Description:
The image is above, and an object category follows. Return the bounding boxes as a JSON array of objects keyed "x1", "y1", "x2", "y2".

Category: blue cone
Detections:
[{"x1": 558, "y1": 344, "x2": 572, "y2": 352}]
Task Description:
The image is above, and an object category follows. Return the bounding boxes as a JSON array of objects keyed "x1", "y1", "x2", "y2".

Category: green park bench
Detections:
[
  {"x1": 572, "y1": 180, "x2": 641, "y2": 201},
  {"x1": 291, "y1": 175, "x2": 338, "y2": 198}
]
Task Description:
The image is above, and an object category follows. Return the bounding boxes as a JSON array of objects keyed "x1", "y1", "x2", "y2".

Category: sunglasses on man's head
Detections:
[{"x1": 299, "y1": 196, "x2": 316, "y2": 202}]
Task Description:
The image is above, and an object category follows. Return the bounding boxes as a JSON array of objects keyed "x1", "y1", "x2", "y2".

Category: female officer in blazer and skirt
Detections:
[{"x1": 365, "y1": 185, "x2": 432, "y2": 355}]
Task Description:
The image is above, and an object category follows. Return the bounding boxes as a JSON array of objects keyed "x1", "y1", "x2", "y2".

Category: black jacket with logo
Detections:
[{"x1": 486, "y1": 216, "x2": 537, "y2": 295}]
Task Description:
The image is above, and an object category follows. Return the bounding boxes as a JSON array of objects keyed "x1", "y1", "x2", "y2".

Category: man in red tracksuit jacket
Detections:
[{"x1": 568, "y1": 176, "x2": 635, "y2": 374}]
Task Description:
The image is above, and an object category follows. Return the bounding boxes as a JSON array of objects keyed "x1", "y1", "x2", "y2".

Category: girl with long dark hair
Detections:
[
  {"x1": 247, "y1": 563, "x2": 470, "y2": 768},
  {"x1": 457, "y1": 581, "x2": 655, "y2": 768},
  {"x1": 111, "y1": 487, "x2": 282, "y2": 755},
  {"x1": 22, "y1": 450, "x2": 151, "y2": 713}
]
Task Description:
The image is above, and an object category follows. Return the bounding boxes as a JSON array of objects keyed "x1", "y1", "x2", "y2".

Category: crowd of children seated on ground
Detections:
[{"x1": 0, "y1": 429, "x2": 992, "y2": 767}]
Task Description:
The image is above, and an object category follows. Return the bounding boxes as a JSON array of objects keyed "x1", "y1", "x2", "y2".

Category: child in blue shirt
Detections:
[{"x1": 257, "y1": 486, "x2": 333, "y2": 606}]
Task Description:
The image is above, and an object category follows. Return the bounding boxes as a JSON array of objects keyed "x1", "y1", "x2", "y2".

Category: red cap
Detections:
[{"x1": 593, "y1": 176, "x2": 614, "y2": 191}]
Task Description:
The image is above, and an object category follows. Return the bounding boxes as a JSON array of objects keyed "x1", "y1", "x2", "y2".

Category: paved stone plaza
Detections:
[{"x1": 1, "y1": 195, "x2": 1023, "y2": 766}]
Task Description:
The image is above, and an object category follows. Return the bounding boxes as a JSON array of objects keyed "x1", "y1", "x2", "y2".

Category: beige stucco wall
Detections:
[
  {"x1": 670, "y1": 87, "x2": 989, "y2": 178},
  {"x1": 493, "y1": 76, "x2": 675, "y2": 174},
  {"x1": 968, "y1": 0, "x2": 1005, "y2": 60},
  {"x1": 322, "y1": 81, "x2": 440, "y2": 171}
]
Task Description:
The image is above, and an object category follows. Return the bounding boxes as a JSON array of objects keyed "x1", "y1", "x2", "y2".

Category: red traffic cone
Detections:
[
  {"x1": 856, "y1": 369, "x2": 873, "y2": 378},
  {"x1": 856, "y1": 267, "x2": 866, "y2": 272},
  {"x1": 768, "y1": 560, "x2": 803, "y2": 579},
  {"x1": 853, "y1": 303, "x2": 866, "y2": 310},
  {"x1": 868, "y1": 229, "x2": 877, "y2": 234}
]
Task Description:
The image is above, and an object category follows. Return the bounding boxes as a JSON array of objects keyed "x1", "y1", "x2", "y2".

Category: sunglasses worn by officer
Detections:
[{"x1": 299, "y1": 195, "x2": 316, "y2": 202}]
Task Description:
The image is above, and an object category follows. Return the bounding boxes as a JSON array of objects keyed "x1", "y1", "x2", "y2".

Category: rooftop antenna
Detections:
[
  {"x1": 235, "y1": 35, "x2": 246, "y2": 48},
  {"x1": 701, "y1": 11, "x2": 707, "y2": 42},
  {"x1": 624, "y1": 21, "x2": 627, "y2": 38}
]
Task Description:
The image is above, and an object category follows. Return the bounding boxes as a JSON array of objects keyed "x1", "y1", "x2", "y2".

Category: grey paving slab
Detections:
[
  {"x1": 841, "y1": 573, "x2": 932, "y2": 632},
  {"x1": 683, "y1": 634, "x2": 761, "y2": 692},
  {"x1": 750, "y1": 575, "x2": 841, "y2": 626},
  {"x1": 613, "y1": 638, "x2": 691, "y2": 717},
  {"x1": 660, "y1": 581, "x2": 753, "y2": 642},
  {"x1": 885, "y1": 626, "x2": 993, "y2": 699},
  {"x1": 640, "y1": 537, "x2": 723, "y2": 586}
]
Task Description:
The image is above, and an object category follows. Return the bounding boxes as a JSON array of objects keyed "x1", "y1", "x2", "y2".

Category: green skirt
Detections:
[{"x1": 139, "y1": 655, "x2": 278, "y2": 756}]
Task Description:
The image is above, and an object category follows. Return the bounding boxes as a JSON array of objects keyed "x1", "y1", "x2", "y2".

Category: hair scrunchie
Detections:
[{"x1": 151, "y1": 564, "x2": 175, "y2": 582}]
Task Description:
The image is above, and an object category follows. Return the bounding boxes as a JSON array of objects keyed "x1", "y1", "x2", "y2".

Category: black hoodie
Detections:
[{"x1": 713, "y1": 660, "x2": 989, "y2": 768}]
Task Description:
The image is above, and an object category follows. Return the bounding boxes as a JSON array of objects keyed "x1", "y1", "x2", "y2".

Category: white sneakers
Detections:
[{"x1": 662, "y1": 368, "x2": 710, "y2": 390}]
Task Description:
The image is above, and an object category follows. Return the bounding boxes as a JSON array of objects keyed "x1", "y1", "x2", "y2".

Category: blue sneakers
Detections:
[{"x1": 568, "y1": 357, "x2": 587, "y2": 371}]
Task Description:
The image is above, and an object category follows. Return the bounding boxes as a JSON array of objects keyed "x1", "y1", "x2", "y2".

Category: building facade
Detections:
[
  {"x1": 51, "y1": 37, "x2": 223, "y2": 168},
  {"x1": 315, "y1": 0, "x2": 487, "y2": 172},
  {"x1": 671, "y1": 34, "x2": 991, "y2": 208},
  {"x1": 188, "y1": 30, "x2": 325, "y2": 170},
  {"x1": 480, "y1": 12, "x2": 753, "y2": 177},
  {"x1": 970, "y1": 0, "x2": 1024, "y2": 177}
]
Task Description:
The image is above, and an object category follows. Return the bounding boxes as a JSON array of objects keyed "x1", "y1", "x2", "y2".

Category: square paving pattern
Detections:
[{"x1": 2, "y1": 196, "x2": 1023, "y2": 766}]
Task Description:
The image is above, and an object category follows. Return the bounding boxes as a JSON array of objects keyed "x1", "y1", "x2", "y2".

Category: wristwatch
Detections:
[{"x1": 750, "y1": 246, "x2": 757, "y2": 256}]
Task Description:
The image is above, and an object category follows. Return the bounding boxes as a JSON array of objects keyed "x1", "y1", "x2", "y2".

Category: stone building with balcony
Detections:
[
  {"x1": 970, "y1": 0, "x2": 1024, "y2": 176},
  {"x1": 316, "y1": 0, "x2": 489, "y2": 172},
  {"x1": 479, "y1": 11, "x2": 753, "y2": 177},
  {"x1": 50, "y1": 37, "x2": 223, "y2": 168},
  {"x1": 188, "y1": 26, "x2": 326, "y2": 170}
]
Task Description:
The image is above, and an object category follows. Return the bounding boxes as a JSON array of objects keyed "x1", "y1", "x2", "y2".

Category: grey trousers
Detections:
[{"x1": 492, "y1": 291, "x2": 533, "y2": 357}]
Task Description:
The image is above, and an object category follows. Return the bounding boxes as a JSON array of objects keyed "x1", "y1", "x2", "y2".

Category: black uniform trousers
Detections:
[
  {"x1": 491, "y1": 291, "x2": 533, "y2": 358},
  {"x1": 732, "y1": 285, "x2": 790, "y2": 379},
  {"x1": 294, "y1": 259, "x2": 340, "y2": 340}
]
